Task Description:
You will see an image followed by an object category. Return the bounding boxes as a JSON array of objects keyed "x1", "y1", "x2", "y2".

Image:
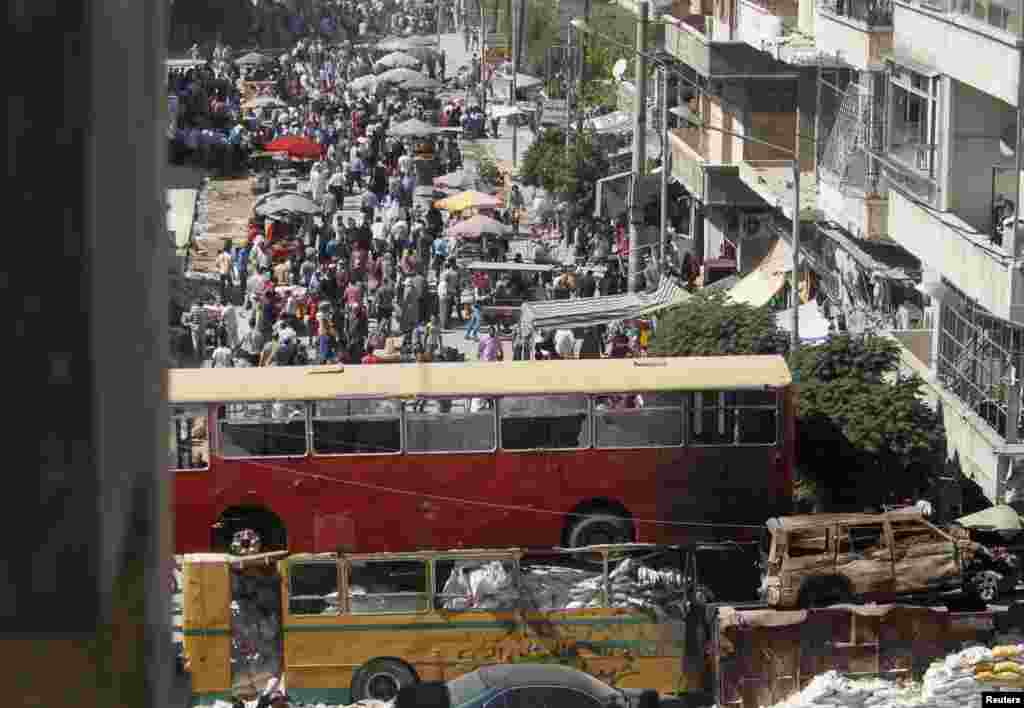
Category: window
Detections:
[
  {"x1": 838, "y1": 523, "x2": 888, "y2": 556},
  {"x1": 500, "y1": 395, "x2": 590, "y2": 450},
  {"x1": 220, "y1": 401, "x2": 308, "y2": 457},
  {"x1": 312, "y1": 399, "x2": 401, "y2": 455},
  {"x1": 690, "y1": 390, "x2": 778, "y2": 445},
  {"x1": 170, "y1": 405, "x2": 210, "y2": 469},
  {"x1": 594, "y1": 392, "x2": 683, "y2": 448},
  {"x1": 891, "y1": 520, "x2": 951, "y2": 556},
  {"x1": 348, "y1": 559, "x2": 429, "y2": 614},
  {"x1": 405, "y1": 398, "x2": 496, "y2": 453},
  {"x1": 434, "y1": 559, "x2": 518, "y2": 611},
  {"x1": 494, "y1": 688, "x2": 603, "y2": 708},
  {"x1": 289, "y1": 560, "x2": 339, "y2": 615},
  {"x1": 786, "y1": 529, "x2": 831, "y2": 558}
]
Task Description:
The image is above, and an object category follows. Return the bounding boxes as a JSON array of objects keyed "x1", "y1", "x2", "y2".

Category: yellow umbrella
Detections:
[{"x1": 433, "y1": 190, "x2": 502, "y2": 212}]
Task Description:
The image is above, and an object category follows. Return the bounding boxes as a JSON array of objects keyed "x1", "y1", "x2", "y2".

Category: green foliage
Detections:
[
  {"x1": 477, "y1": 153, "x2": 503, "y2": 187},
  {"x1": 648, "y1": 290, "x2": 790, "y2": 357},
  {"x1": 497, "y1": 0, "x2": 561, "y2": 74},
  {"x1": 519, "y1": 128, "x2": 609, "y2": 203},
  {"x1": 794, "y1": 334, "x2": 945, "y2": 509},
  {"x1": 576, "y1": 4, "x2": 664, "y2": 113},
  {"x1": 789, "y1": 334, "x2": 901, "y2": 384},
  {"x1": 649, "y1": 292, "x2": 944, "y2": 508}
]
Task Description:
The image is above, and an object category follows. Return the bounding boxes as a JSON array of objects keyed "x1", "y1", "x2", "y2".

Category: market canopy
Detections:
[
  {"x1": 377, "y1": 36, "x2": 438, "y2": 51},
  {"x1": 449, "y1": 214, "x2": 511, "y2": 239},
  {"x1": 242, "y1": 96, "x2": 287, "y2": 110},
  {"x1": 375, "y1": 51, "x2": 422, "y2": 69},
  {"x1": 401, "y1": 75, "x2": 444, "y2": 91},
  {"x1": 388, "y1": 118, "x2": 440, "y2": 137},
  {"x1": 253, "y1": 191, "x2": 319, "y2": 217},
  {"x1": 520, "y1": 276, "x2": 690, "y2": 333},
  {"x1": 728, "y1": 238, "x2": 792, "y2": 307},
  {"x1": 434, "y1": 190, "x2": 502, "y2": 212},
  {"x1": 347, "y1": 74, "x2": 378, "y2": 92},
  {"x1": 956, "y1": 505, "x2": 1024, "y2": 531},
  {"x1": 236, "y1": 51, "x2": 271, "y2": 66},
  {"x1": 433, "y1": 169, "x2": 477, "y2": 189},
  {"x1": 377, "y1": 67, "x2": 427, "y2": 84}
]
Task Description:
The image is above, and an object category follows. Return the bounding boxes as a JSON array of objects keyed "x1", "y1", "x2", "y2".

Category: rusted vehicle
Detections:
[{"x1": 760, "y1": 511, "x2": 986, "y2": 609}]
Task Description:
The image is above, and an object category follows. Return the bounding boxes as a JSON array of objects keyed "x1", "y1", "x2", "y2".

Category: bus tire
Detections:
[
  {"x1": 567, "y1": 512, "x2": 634, "y2": 548},
  {"x1": 351, "y1": 658, "x2": 418, "y2": 702}
]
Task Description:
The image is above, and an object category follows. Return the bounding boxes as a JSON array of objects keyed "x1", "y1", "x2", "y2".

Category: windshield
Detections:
[{"x1": 448, "y1": 671, "x2": 493, "y2": 708}]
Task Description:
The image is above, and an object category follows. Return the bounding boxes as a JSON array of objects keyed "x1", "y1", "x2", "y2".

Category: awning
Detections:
[
  {"x1": 705, "y1": 172, "x2": 768, "y2": 208},
  {"x1": 728, "y1": 238, "x2": 792, "y2": 307},
  {"x1": 586, "y1": 111, "x2": 633, "y2": 134},
  {"x1": 520, "y1": 276, "x2": 689, "y2": 333},
  {"x1": 956, "y1": 505, "x2": 1024, "y2": 531},
  {"x1": 594, "y1": 171, "x2": 661, "y2": 219},
  {"x1": 775, "y1": 302, "x2": 830, "y2": 344}
]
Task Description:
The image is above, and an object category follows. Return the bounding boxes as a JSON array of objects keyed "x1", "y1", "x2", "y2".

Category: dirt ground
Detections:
[{"x1": 191, "y1": 176, "x2": 254, "y2": 273}]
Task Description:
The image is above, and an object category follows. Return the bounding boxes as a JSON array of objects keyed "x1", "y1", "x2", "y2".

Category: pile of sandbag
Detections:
[
  {"x1": 439, "y1": 558, "x2": 687, "y2": 617},
  {"x1": 230, "y1": 570, "x2": 283, "y2": 688},
  {"x1": 765, "y1": 644, "x2": 1024, "y2": 708}
]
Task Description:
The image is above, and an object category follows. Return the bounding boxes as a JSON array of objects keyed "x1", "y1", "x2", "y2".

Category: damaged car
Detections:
[{"x1": 759, "y1": 510, "x2": 1012, "y2": 608}]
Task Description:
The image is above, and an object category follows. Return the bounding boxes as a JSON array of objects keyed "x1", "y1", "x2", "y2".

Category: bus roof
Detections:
[{"x1": 167, "y1": 356, "x2": 792, "y2": 404}]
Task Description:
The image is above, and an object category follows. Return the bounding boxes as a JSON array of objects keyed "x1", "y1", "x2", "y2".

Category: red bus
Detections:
[{"x1": 168, "y1": 356, "x2": 794, "y2": 554}]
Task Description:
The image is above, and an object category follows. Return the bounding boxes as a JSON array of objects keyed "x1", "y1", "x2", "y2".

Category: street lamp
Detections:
[{"x1": 671, "y1": 104, "x2": 803, "y2": 354}]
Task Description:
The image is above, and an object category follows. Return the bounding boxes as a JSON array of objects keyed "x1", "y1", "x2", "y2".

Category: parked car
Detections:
[
  {"x1": 445, "y1": 664, "x2": 662, "y2": 708},
  {"x1": 760, "y1": 511, "x2": 999, "y2": 609}
]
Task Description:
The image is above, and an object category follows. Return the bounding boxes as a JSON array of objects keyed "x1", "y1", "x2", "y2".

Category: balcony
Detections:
[
  {"x1": 816, "y1": 0, "x2": 894, "y2": 69},
  {"x1": 892, "y1": 0, "x2": 1022, "y2": 107},
  {"x1": 738, "y1": 160, "x2": 820, "y2": 222},
  {"x1": 669, "y1": 126, "x2": 708, "y2": 195},
  {"x1": 662, "y1": 15, "x2": 798, "y2": 77},
  {"x1": 887, "y1": 188, "x2": 1024, "y2": 321}
]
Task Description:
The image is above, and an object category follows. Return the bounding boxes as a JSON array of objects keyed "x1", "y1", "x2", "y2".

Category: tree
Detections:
[
  {"x1": 648, "y1": 290, "x2": 790, "y2": 357},
  {"x1": 790, "y1": 334, "x2": 946, "y2": 510},
  {"x1": 519, "y1": 127, "x2": 609, "y2": 206},
  {"x1": 649, "y1": 295, "x2": 946, "y2": 510}
]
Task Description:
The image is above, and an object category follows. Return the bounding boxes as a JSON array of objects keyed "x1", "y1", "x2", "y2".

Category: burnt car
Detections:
[
  {"x1": 760, "y1": 511, "x2": 992, "y2": 608},
  {"x1": 951, "y1": 504, "x2": 1024, "y2": 602}
]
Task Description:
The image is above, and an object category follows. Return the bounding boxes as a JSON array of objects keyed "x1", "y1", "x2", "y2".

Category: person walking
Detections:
[
  {"x1": 478, "y1": 325, "x2": 503, "y2": 361},
  {"x1": 216, "y1": 247, "x2": 233, "y2": 302},
  {"x1": 464, "y1": 300, "x2": 482, "y2": 341}
]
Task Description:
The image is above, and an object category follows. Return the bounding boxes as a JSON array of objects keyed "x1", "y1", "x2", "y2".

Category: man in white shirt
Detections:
[{"x1": 554, "y1": 329, "x2": 576, "y2": 359}]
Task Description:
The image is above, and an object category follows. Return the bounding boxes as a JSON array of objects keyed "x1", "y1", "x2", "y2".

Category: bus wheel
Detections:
[
  {"x1": 352, "y1": 659, "x2": 417, "y2": 702},
  {"x1": 567, "y1": 512, "x2": 634, "y2": 548}
]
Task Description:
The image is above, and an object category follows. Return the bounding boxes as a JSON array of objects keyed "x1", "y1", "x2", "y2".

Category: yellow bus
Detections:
[{"x1": 182, "y1": 544, "x2": 703, "y2": 705}]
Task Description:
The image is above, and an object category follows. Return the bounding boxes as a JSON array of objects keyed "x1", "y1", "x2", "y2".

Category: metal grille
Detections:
[
  {"x1": 818, "y1": 70, "x2": 871, "y2": 188},
  {"x1": 936, "y1": 280, "x2": 1024, "y2": 438}
]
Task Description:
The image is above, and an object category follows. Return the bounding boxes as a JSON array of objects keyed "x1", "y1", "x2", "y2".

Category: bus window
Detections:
[
  {"x1": 689, "y1": 391, "x2": 778, "y2": 446},
  {"x1": 594, "y1": 392, "x2": 683, "y2": 448},
  {"x1": 434, "y1": 559, "x2": 518, "y2": 611},
  {"x1": 288, "y1": 560, "x2": 339, "y2": 616},
  {"x1": 500, "y1": 395, "x2": 590, "y2": 450},
  {"x1": 220, "y1": 402, "x2": 307, "y2": 458},
  {"x1": 312, "y1": 399, "x2": 402, "y2": 455},
  {"x1": 405, "y1": 398, "x2": 497, "y2": 453},
  {"x1": 348, "y1": 559, "x2": 429, "y2": 614},
  {"x1": 170, "y1": 405, "x2": 209, "y2": 469}
]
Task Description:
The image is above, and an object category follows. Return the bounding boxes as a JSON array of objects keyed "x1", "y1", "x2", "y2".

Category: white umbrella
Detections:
[
  {"x1": 375, "y1": 51, "x2": 422, "y2": 69},
  {"x1": 377, "y1": 67, "x2": 426, "y2": 84},
  {"x1": 388, "y1": 118, "x2": 440, "y2": 137},
  {"x1": 490, "y1": 104, "x2": 526, "y2": 119},
  {"x1": 348, "y1": 75, "x2": 378, "y2": 92}
]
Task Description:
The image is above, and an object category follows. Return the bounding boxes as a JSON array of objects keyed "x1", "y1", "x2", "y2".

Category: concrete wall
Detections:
[
  {"x1": 892, "y1": 0, "x2": 1021, "y2": 108},
  {"x1": 889, "y1": 188, "x2": 1015, "y2": 319},
  {"x1": 947, "y1": 78, "x2": 1016, "y2": 232},
  {"x1": 736, "y1": 0, "x2": 789, "y2": 48},
  {"x1": 814, "y1": 8, "x2": 893, "y2": 71}
]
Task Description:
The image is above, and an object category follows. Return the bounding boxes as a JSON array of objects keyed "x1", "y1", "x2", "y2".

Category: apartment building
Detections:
[{"x1": 655, "y1": 0, "x2": 1024, "y2": 504}]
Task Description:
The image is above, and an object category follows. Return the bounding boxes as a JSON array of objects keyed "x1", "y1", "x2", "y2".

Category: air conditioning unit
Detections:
[
  {"x1": 744, "y1": 212, "x2": 764, "y2": 236},
  {"x1": 915, "y1": 146, "x2": 932, "y2": 171}
]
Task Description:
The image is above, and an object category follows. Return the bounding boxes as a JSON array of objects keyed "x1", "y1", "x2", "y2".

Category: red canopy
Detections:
[{"x1": 264, "y1": 135, "x2": 324, "y2": 159}]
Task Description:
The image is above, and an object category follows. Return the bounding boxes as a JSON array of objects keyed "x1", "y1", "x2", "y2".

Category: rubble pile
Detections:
[
  {"x1": 766, "y1": 644, "x2": 1024, "y2": 708},
  {"x1": 439, "y1": 558, "x2": 687, "y2": 618},
  {"x1": 230, "y1": 569, "x2": 283, "y2": 690}
]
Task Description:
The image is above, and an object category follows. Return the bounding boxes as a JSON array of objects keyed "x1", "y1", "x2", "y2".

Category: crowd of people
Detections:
[{"x1": 173, "y1": 6, "x2": 693, "y2": 371}]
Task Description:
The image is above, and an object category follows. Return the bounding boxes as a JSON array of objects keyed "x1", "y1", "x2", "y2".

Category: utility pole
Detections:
[
  {"x1": 565, "y1": 25, "x2": 573, "y2": 152},
  {"x1": 628, "y1": 0, "x2": 648, "y2": 293},
  {"x1": 658, "y1": 67, "x2": 668, "y2": 269},
  {"x1": 790, "y1": 75, "x2": 802, "y2": 353},
  {"x1": 479, "y1": 0, "x2": 487, "y2": 115},
  {"x1": 511, "y1": 0, "x2": 520, "y2": 166}
]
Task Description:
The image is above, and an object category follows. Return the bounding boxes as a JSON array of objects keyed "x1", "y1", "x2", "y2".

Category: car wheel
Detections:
[
  {"x1": 352, "y1": 659, "x2": 417, "y2": 702},
  {"x1": 567, "y1": 513, "x2": 634, "y2": 548},
  {"x1": 970, "y1": 570, "x2": 1002, "y2": 604}
]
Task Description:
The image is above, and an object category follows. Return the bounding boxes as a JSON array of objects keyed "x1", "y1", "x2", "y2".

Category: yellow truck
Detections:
[{"x1": 181, "y1": 545, "x2": 698, "y2": 706}]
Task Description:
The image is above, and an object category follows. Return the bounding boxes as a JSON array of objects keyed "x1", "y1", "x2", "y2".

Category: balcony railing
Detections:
[
  {"x1": 818, "y1": 0, "x2": 895, "y2": 25},
  {"x1": 901, "y1": 0, "x2": 1023, "y2": 37}
]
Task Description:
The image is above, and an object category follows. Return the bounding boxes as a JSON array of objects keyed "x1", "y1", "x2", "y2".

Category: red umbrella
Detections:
[{"x1": 264, "y1": 136, "x2": 324, "y2": 159}]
